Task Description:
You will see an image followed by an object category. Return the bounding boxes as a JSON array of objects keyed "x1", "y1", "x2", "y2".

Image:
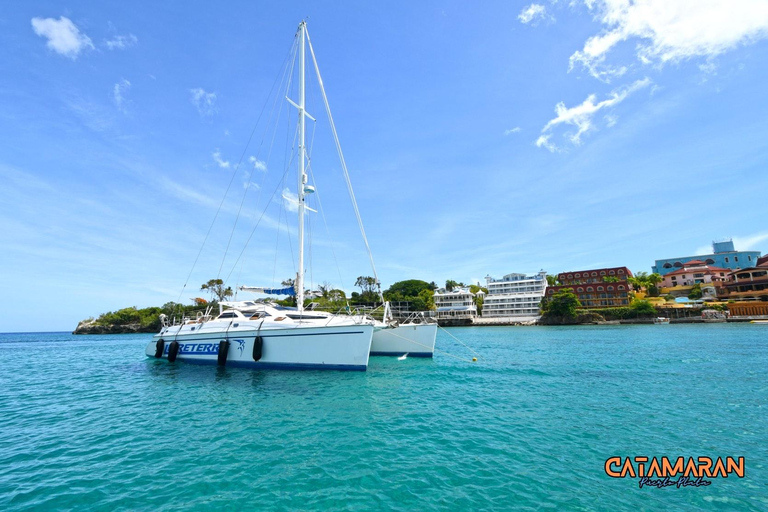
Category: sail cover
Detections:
[{"x1": 239, "y1": 285, "x2": 296, "y2": 296}]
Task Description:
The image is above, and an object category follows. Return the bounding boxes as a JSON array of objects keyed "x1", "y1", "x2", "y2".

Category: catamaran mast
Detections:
[{"x1": 296, "y1": 21, "x2": 307, "y2": 314}]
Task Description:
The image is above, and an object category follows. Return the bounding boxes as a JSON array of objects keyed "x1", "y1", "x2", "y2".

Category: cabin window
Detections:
[{"x1": 218, "y1": 312, "x2": 237, "y2": 319}]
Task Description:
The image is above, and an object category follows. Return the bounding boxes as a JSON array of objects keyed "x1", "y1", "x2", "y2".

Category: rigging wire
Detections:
[
  {"x1": 175, "y1": 33, "x2": 299, "y2": 304},
  {"x1": 305, "y1": 29, "x2": 382, "y2": 299},
  {"x1": 218, "y1": 34, "x2": 299, "y2": 280}
]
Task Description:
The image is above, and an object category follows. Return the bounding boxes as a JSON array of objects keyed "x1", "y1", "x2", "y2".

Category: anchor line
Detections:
[
  {"x1": 437, "y1": 325, "x2": 480, "y2": 358},
  {"x1": 381, "y1": 329, "x2": 474, "y2": 364}
]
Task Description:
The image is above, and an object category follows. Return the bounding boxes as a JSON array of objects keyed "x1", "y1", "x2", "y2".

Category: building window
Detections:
[
  {"x1": 608, "y1": 286, "x2": 614, "y2": 291},
  {"x1": 725, "y1": 257, "x2": 729, "y2": 263},
  {"x1": 567, "y1": 274, "x2": 573, "y2": 279},
  {"x1": 609, "y1": 270, "x2": 615, "y2": 275},
  {"x1": 587, "y1": 287, "x2": 594, "y2": 292},
  {"x1": 600, "y1": 271, "x2": 606, "y2": 276},
  {"x1": 674, "y1": 262, "x2": 683, "y2": 267},
  {"x1": 748, "y1": 255, "x2": 752, "y2": 261},
  {"x1": 591, "y1": 272, "x2": 597, "y2": 276},
  {"x1": 663, "y1": 263, "x2": 672, "y2": 268},
  {"x1": 706, "y1": 258, "x2": 715, "y2": 264},
  {"x1": 577, "y1": 287, "x2": 584, "y2": 292},
  {"x1": 735, "y1": 256, "x2": 739, "y2": 262},
  {"x1": 618, "y1": 285, "x2": 625, "y2": 290},
  {"x1": 597, "y1": 286, "x2": 604, "y2": 291}
]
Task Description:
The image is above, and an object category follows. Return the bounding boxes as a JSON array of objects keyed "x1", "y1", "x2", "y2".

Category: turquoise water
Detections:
[{"x1": 0, "y1": 325, "x2": 766, "y2": 510}]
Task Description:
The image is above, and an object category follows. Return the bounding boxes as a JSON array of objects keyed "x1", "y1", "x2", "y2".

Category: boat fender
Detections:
[
  {"x1": 218, "y1": 340, "x2": 230, "y2": 366},
  {"x1": 168, "y1": 340, "x2": 180, "y2": 362},
  {"x1": 252, "y1": 336, "x2": 263, "y2": 362},
  {"x1": 154, "y1": 339, "x2": 165, "y2": 358}
]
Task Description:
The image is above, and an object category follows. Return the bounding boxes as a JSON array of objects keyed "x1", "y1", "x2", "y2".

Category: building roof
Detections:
[{"x1": 664, "y1": 265, "x2": 731, "y2": 277}]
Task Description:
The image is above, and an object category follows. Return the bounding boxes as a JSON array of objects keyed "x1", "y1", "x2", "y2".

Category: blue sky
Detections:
[{"x1": 2, "y1": 1, "x2": 768, "y2": 332}]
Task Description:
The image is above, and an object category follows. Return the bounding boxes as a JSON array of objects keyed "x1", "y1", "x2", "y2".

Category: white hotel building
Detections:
[
  {"x1": 483, "y1": 271, "x2": 548, "y2": 318},
  {"x1": 433, "y1": 287, "x2": 478, "y2": 323}
]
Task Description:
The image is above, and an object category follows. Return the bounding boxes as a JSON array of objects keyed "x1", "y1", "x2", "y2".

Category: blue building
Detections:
[{"x1": 652, "y1": 240, "x2": 762, "y2": 276}]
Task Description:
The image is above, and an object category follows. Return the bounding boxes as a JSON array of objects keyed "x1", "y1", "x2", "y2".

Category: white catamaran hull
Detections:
[
  {"x1": 146, "y1": 324, "x2": 373, "y2": 371},
  {"x1": 370, "y1": 324, "x2": 437, "y2": 358}
]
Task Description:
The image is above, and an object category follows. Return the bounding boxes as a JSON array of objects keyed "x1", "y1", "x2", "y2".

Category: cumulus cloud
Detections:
[
  {"x1": 518, "y1": 4, "x2": 551, "y2": 25},
  {"x1": 537, "y1": 77, "x2": 651, "y2": 151},
  {"x1": 570, "y1": 0, "x2": 768, "y2": 80},
  {"x1": 105, "y1": 34, "x2": 138, "y2": 50},
  {"x1": 31, "y1": 16, "x2": 94, "y2": 59},
  {"x1": 113, "y1": 79, "x2": 131, "y2": 112},
  {"x1": 212, "y1": 150, "x2": 230, "y2": 169},
  {"x1": 190, "y1": 88, "x2": 217, "y2": 115},
  {"x1": 249, "y1": 156, "x2": 267, "y2": 171},
  {"x1": 504, "y1": 127, "x2": 522, "y2": 136}
]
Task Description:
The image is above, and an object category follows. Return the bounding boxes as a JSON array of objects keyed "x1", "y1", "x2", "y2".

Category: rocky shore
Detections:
[{"x1": 73, "y1": 319, "x2": 156, "y2": 335}]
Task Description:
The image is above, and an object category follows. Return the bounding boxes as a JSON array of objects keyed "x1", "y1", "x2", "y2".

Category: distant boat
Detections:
[
  {"x1": 370, "y1": 305, "x2": 437, "y2": 357},
  {"x1": 750, "y1": 320, "x2": 768, "y2": 324},
  {"x1": 653, "y1": 317, "x2": 670, "y2": 325},
  {"x1": 145, "y1": 21, "x2": 376, "y2": 370}
]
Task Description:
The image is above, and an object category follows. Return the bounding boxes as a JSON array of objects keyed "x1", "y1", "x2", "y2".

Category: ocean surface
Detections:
[{"x1": 0, "y1": 324, "x2": 766, "y2": 511}]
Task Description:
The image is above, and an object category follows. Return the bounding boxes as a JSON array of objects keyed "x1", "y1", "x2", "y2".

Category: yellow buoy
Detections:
[{"x1": 472, "y1": 357, "x2": 477, "y2": 362}]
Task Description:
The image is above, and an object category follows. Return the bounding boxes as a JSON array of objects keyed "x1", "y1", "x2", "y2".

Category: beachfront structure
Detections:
[
  {"x1": 659, "y1": 260, "x2": 730, "y2": 288},
  {"x1": 547, "y1": 267, "x2": 633, "y2": 308},
  {"x1": 652, "y1": 239, "x2": 761, "y2": 277},
  {"x1": 433, "y1": 287, "x2": 477, "y2": 323},
  {"x1": 721, "y1": 255, "x2": 768, "y2": 301},
  {"x1": 482, "y1": 271, "x2": 547, "y2": 318}
]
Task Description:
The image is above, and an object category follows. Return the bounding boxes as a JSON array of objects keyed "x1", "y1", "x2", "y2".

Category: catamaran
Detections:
[{"x1": 145, "y1": 21, "x2": 375, "y2": 370}]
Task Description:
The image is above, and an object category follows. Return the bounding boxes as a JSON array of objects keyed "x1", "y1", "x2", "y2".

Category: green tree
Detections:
[
  {"x1": 646, "y1": 273, "x2": 662, "y2": 297},
  {"x1": 541, "y1": 288, "x2": 581, "y2": 318},
  {"x1": 445, "y1": 279, "x2": 459, "y2": 291},
  {"x1": 201, "y1": 279, "x2": 233, "y2": 302},
  {"x1": 603, "y1": 276, "x2": 620, "y2": 283},
  {"x1": 355, "y1": 276, "x2": 379, "y2": 303},
  {"x1": 384, "y1": 280, "x2": 433, "y2": 299},
  {"x1": 546, "y1": 274, "x2": 560, "y2": 286},
  {"x1": 630, "y1": 299, "x2": 657, "y2": 315},
  {"x1": 688, "y1": 283, "x2": 703, "y2": 300}
]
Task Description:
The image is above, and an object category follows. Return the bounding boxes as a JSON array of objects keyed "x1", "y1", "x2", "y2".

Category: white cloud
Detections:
[
  {"x1": 113, "y1": 79, "x2": 130, "y2": 112},
  {"x1": 281, "y1": 188, "x2": 299, "y2": 212},
  {"x1": 190, "y1": 88, "x2": 217, "y2": 115},
  {"x1": 518, "y1": 4, "x2": 551, "y2": 25},
  {"x1": 535, "y1": 134, "x2": 558, "y2": 153},
  {"x1": 105, "y1": 34, "x2": 138, "y2": 50},
  {"x1": 537, "y1": 77, "x2": 651, "y2": 150},
  {"x1": 212, "y1": 150, "x2": 230, "y2": 169},
  {"x1": 504, "y1": 127, "x2": 522, "y2": 135},
  {"x1": 249, "y1": 156, "x2": 267, "y2": 171},
  {"x1": 571, "y1": 0, "x2": 768, "y2": 80},
  {"x1": 31, "y1": 16, "x2": 94, "y2": 59},
  {"x1": 733, "y1": 232, "x2": 768, "y2": 251},
  {"x1": 604, "y1": 113, "x2": 618, "y2": 127}
]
